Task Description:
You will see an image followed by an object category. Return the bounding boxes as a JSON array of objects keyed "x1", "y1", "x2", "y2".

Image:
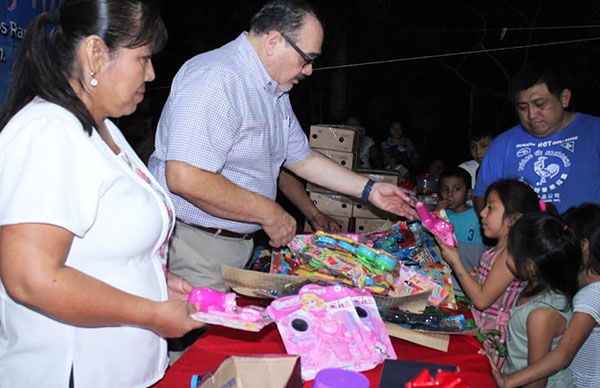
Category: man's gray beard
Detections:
[
  {"x1": 276, "y1": 82, "x2": 293, "y2": 93},
  {"x1": 276, "y1": 74, "x2": 306, "y2": 93}
]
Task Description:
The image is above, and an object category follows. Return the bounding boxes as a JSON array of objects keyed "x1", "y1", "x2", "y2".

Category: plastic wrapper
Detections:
[{"x1": 267, "y1": 284, "x2": 396, "y2": 380}]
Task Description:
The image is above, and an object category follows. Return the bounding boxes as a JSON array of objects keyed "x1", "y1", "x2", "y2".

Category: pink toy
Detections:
[
  {"x1": 188, "y1": 287, "x2": 237, "y2": 312},
  {"x1": 343, "y1": 288, "x2": 397, "y2": 360},
  {"x1": 416, "y1": 201, "x2": 456, "y2": 247},
  {"x1": 188, "y1": 288, "x2": 272, "y2": 331},
  {"x1": 267, "y1": 284, "x2": 394, "y2": 380}
]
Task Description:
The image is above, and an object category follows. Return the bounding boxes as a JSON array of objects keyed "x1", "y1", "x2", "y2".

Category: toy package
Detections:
[
  {"x1": 267, "y1": 284, "x2": 396, "y2": 380},
  {"x1": 344, "y1": 287, "x2": 397, "y2": 360},
  {"x1": 379, "y1": 307, "x2": 472, "y2": 333},
  {"x1": 373, "y1": 223, "x2": 456, "y2": 309},
  {"x1": 418, "y1": 263, "x2": 457, "y2": 309},
  {"x1": 396, "y1": 264, "x2": 449, "y2": 306},
  {"x1": 288, "y1": 232, "x2": 402, "y2": 294},
  {"x1": 245, "y1": 221, "x2": 457, "y2": 311},
  {"x1": 188, "y1": 288, "x2": 272, "y2": 332}
]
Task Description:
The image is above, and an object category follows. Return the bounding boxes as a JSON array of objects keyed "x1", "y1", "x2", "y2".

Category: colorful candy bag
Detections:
[
  {"x1": 279, "y1": 224, "x2": 457, "y2": 311},
  {"x1": 418, "y1": 263, "x2": 457, "y2": 309},
  {"x1": 288, "y1": 232, "x2": 401, "y2": 293},
  {"x1": 267, "y1": 284, "x2": 395, "y2": 380},
  {"x1": 396, "y1": 264, "x2": 449, "y2": 306}
]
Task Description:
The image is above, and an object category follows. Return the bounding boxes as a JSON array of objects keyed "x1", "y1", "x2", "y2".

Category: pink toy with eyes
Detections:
[
  {"x1": 188, "y1": 287, "x2": 237, "y2": 312},
  {"x1": 267, "y1": 284, "x2": 391, "y2": 380},
  {"x1": 416, "y1": 201, "x2": 457, "y2": 247},
  {"x1": 188, "y1": 287, "x2": 272, "y2": 331}
]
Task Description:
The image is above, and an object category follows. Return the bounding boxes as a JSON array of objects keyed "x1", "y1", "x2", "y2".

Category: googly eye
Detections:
[
  {"x1": 291, "y1": 318, "x2": 309, "y2": 332},
  {"x1": 355, "y1": 306, "x2": 368, "y2": 318}
]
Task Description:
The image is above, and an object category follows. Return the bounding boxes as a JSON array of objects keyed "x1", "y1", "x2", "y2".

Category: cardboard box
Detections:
[
  {"x1": 356, "y1": 169, "x2": 401, "y2": 185},
  {"x1": 354, "y1": 217, "x2": 395, "y2": 234},
  {"x1": 308, "y1": 124, "x2": 362, "y2": 152},
  {"x1": 303, "y1": 216, "x2": 353, "y2": 233},
  {"x1": 305, "y1": 182, "x2": 335, "y2": 195},
  {"x1": 309, "y1": 191, "x2": 354, "y2": 217},
  {"x1": 352, "y1": 201, "x2": 398, "y2": 219},
  {"x1": 313, "y1": 147, "x2": 356, "y2": 170},
  {"x1": 199, "y1": 355, "x2": 302, "y2": 388},
  {"x1": 221, "y1": 264, "x2": 431, "y2": 313}
]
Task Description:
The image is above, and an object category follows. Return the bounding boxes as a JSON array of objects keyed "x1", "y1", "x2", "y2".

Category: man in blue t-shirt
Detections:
[{"x1": 473, "y1": 65, "x2": 600, "y2": 214}]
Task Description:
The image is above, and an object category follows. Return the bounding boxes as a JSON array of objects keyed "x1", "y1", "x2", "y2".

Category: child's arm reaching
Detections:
[
  {"x1": 494, "y1": 311, "x2": 595, "y2": 388},
  {"x1": 438, "y1": 241, "x2": 515, "y2": 310}
]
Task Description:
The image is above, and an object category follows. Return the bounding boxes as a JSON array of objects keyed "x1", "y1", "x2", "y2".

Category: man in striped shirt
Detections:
[{"x1": 149, "y1": 0, "x2": 417, "y2": 292}]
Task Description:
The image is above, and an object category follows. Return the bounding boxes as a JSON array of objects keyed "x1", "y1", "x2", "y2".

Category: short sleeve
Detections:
[
  {"x1": 574, "y1": 283, "x2": 600, "y2": 324},
  {"x1": 283, "y1": 104, "x2": 310, "y2": 164},
  {"x1": 0, "y1": 113, "x2": 110, "y2": 237},
  {"x1": 163, "y1": 67, "x2": 242, "y2": 172},
  {"x1": 473, "y1": 138, "x2": 504, "y2": 197}
]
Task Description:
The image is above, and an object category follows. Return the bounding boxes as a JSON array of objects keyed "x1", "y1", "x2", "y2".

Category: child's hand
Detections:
[
  {"x1": 470, "y1": 266, "x2": 479, "y2": 277},
  {"x1": 478, "y1": 349, "x2": 509, "y2": 388},
  {"x1": 435, "y1": 236, "x2": 460, "y2": 266},
  {"x1": 435, "y1": 198, "x2": 451, "y2": 211}
]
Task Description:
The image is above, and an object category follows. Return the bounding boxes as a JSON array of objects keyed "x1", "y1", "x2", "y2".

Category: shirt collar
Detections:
[{"x1": 234, "y1": 32, "x2": 285, "y2": 97}]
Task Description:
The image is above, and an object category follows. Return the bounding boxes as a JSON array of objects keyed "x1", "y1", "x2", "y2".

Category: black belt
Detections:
[{"x1": 189, "y1": 223, "x2": 255, "y2": 240}]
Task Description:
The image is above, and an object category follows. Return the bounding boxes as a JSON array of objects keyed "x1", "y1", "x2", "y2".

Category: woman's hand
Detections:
[
  {"x1": 152, "y1": 299, "x2": 205, "y2": 338},
  {"x1": 149, "y1": 273, "x2": 206, "y2": 338},
  {"x1": 167, "y1": 272, "x2": 194, "y2": 301}
]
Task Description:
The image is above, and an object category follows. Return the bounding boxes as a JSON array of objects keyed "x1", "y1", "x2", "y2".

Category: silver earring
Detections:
[{"x1": 90, "y1": 71, "x2": 98, "y2": 87}]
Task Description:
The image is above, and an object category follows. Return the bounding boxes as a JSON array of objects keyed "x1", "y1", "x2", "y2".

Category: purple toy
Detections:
[{"x1": 416, "y1": 201, "x2": 456, "y2": 247}]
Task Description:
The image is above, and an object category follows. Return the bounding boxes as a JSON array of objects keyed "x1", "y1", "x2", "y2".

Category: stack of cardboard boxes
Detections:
[{"x1": 304, "y1": 124, "x2": 400, "y2": 234}]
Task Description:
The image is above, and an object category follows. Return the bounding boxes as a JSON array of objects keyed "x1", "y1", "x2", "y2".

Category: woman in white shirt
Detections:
[{"x1": 0, "y1": 1, "x2": 205, "y2": 387}]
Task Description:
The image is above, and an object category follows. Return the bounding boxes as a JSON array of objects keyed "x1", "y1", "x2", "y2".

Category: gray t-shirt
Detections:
[{"x1": 505, "y1": 291, "x2": 574, "y2": 387}]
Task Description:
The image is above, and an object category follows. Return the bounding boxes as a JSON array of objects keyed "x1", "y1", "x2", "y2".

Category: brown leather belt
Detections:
[{"x1": 191, "y1": 224, "x2": 255, "y2": 240}]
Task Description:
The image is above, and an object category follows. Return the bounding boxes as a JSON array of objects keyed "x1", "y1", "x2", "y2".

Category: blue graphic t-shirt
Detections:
[{"x1": 474, "y1": 113, "x2": 600, "y2": 213}]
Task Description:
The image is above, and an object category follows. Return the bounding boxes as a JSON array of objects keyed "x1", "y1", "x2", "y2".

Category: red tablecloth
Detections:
[{"x1": 155, "y1": 325, "x2": 495, "y2": 387}]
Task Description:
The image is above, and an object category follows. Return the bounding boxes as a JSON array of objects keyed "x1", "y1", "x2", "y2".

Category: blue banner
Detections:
[{"x1": 0, "y1": 0, "x2": 59, "y2": 100}]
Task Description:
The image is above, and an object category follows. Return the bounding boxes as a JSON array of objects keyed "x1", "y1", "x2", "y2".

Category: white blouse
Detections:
[{"x1": 0, "y1": 98, "x2": 174, "y2": 387}]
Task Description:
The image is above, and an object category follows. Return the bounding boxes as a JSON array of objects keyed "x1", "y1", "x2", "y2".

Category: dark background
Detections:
[{"x1": 119, "y1": 0, "x2": 600, "y2": 170}]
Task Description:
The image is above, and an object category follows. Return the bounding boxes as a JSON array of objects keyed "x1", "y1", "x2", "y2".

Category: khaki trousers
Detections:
[{"x1": 168, "y1": 220, "x2": 254, "y2": 291}]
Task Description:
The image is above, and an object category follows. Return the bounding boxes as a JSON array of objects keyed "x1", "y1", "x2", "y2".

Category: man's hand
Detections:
[
  {"x1": 308, "y1": 212, "x2": 340, "y2": 233},
  {"x1": 262, "y1": 204, "x2": 297, "y2": 247},
  {"x1": 368, "y1": 182, "x2": 418, "y2": 219}
]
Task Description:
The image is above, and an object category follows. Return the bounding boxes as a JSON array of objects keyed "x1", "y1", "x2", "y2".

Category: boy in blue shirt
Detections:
[{"x1": 436, "y1": 167, "x2": 487, "y2": 278}]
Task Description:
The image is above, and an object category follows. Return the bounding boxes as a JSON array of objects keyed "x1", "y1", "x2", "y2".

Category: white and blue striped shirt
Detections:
[
  {"x1": 148, "y1": 32, "x2": 311, "y2": 233},
  {"x1": 570, "y1": 281, "x2": 600, "y2": 387}
]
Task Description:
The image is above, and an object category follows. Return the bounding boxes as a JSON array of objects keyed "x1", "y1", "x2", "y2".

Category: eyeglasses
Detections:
[{"x1": 281, "y1": 32, "x2": 316, "y2": 68}]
